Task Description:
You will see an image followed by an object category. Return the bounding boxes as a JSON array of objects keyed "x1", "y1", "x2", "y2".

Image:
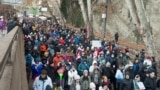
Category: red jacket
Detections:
[{"x1": 59, "y1": 39, "x2": 65, "y2": 45}]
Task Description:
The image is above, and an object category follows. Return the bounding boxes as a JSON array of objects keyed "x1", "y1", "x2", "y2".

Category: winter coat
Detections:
[
  {"x1": 31, "y1": 63, "x2": 43, "y2": 79},
  {"x1": 109, "y1": 57, "x2": 116, "y2": 65},
  {"x1": 0, "y1": 20, "x2": 6, "y2": 30},
  {"x1": 89, "y1": 60, "x2": 97, "y2": 73},
  {"x1": 115, "y1": 69, "x2": 124, "y2": 83},
  {"x1": 68, "y1": 69, "x2": 78, "y2": 85},
  {"x1": 53, "y1": 55, "x2": 63, "y2": 69},
  {"x1": 33, "y1": 76, "x2": 53, "y2": 90},
  {"x1": 80, "y1": 76, "x2": 91, "y2": 90},
  {"x1": 77, "y1": 63, "x2": 89, "y2": 76},
  {"x1": 98, "y1": 57, "x2": 105, "y2": 64},
  {"x1": 133, "y1": 63, "x2": 139, "y2": 76},
  {"x1": 74, "y1": 37, "x2": 80, "y2": 44},
  {"x1": 144, "y1": 77, "x2": 156, "y2": 90},
  {"x1": 59, "y1": 38, "x2": 65, "y2": 45},
  {"x1": 120, "y1": 79, "x2": 133, "y2": 90},
  {"x1": 26, "y1": 54, "x2": 34, "y2": 65},
  {"x1": 105, "y1": 55, "x2": 110, "y2": 62},
  {"x1": 50, "y1": 32, "x2": 59, "y2": 38},
  {"x1": 71, "y1": 82, "x2": 81, "y2": 90},
  {"x1": 90, "y1": 70, "x2": 101, "y2": 85},
  {"x1": 138, "y1": 69, "x2": 147, "y2": 82},
  {"x1": 102, "y1": 67, "x2": 114, "y2": 79}
]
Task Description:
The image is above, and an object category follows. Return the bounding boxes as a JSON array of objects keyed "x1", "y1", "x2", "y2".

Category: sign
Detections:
[
  {"x1": 102, "y1": 13, "x2": 106, "y2": 18},
  {"x1": 39, "y1": 16, "x2": 47, "y2": 20},
  {"x1": 1, "y1": 0, "x2": 23, "y2": 5},
  {"x1": 91, "y1": 40, "x2": 102, "y2": 49},
  {"x1": 40, "y1": 7, "x2": 48, "y2": 12}
]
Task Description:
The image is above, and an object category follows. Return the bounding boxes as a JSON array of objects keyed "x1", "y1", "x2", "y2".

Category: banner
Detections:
[
  {"x1": 1, "y1": 0, "x2": 23, "y2": 5},
  {"x1": 91, "y1": 40, "x2": 102, "y2": 49}
]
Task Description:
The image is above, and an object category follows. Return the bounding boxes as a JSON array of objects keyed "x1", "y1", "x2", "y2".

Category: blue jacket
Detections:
[
  {"x1": 26, "y1": 54, "x2": 33, "y2": 65},
  {"x1": 31, "y1": 63, "x2": 43, "y2": 78},
  {"x1": 74, "y1": 37, "x2": 80, "y2": 44}
]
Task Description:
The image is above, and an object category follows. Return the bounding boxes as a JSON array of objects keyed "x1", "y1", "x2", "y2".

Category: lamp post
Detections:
[
  {"x1": 102, "y1": 13, "x2": 106, "y2": 39},
  {"x1": 102, "y1": 0, "x2": 108, "y2": 39}
]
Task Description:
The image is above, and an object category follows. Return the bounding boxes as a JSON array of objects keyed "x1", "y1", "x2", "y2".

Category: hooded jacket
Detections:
[
  {"x1": 144, "y1": 77, "x2": 156, "y2": 90},
  {"x1": 68, "y1": 69, "x2": 78, "y2": 85},
  {"x1": 33, "y1": 76, "x2": 53, "y2": 90},
  {"x1": 80, "y1": 76, "x2": 91, "y2": 90},
  {"x1": 120, "y1": 78, "x2": 133, "y2": 90},
  {"x1": 26, "y1": 54, "x2": 34, "y2": 65},
  {"x1": 53, "y1": 52, "x2": 63, "y2": 69},
  {"x1": 77, "y1": 62, "x2": 89, "y2": 76},
  {"x1": 89, "y1": 60, "x2": 97, "y2": 73}
]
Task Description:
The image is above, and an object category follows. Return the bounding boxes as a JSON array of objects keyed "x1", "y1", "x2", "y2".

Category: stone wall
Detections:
[{"x1": 92, "y1": 0, "x2": 160, "y2": 48}]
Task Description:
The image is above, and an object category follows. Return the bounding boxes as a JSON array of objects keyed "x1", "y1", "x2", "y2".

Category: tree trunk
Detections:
[
  {"x1": 125, "y1": 0, "x2": 142, "y2": 43},
  {"x1": 45, "y1": 0, "x2": 58, "y2": 23},
  {"x1": 78, "y1": 0, "x2": 91, "y2": 38},
  {"x1": 87, "y1": 0, "x2": 92, "y2": 21},
  {"x1": 87, "y1": 0, "x2": 94, "y2": 39},
  {"x1": 125, "y1": 0, "x2": 139, "y2": 25},
  {"x1": 54, "y1": 0, "x2": 66, "y2": 26},
  {"x1": 78, "y1": 0, "x2": 88, "y2": 25},
  {"x1": 134, "y1": 0, "x2": 158, "y2": 57}
]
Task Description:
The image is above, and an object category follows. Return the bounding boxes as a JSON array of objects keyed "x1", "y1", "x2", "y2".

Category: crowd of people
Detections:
[{"x1": 22, "y1": 17, "x2": 160, "y2": 90}]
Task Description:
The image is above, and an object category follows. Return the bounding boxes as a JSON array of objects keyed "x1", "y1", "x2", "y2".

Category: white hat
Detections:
[
  {"x1": 74, "y1": 75, "x2": 80, "y2": 80},
  {"x1": 90, "y1": 82, "x2": 96, "y2": 89},
  {"x1": 0, "y1": 16, "x2": 3, "y2": 18},
  {"x1": 92, "y1": 60, "x2": 97, "y2": 65},
  {"x1": 106, "y1": 62, "x2": 111, "y2": 66}
]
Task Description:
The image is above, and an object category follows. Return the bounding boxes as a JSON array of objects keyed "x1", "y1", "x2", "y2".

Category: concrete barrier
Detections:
[{"x1": 0, "y1": 26, "x2": 28, "y2": 90}]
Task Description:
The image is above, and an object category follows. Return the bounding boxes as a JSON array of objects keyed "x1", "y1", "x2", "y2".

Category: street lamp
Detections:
[
  {"x1": 102, "y1": 0, "x2": 108, "y2": 39},
  {"x1": 102, "y1": 13, "x2": 106, "y2": 39}
]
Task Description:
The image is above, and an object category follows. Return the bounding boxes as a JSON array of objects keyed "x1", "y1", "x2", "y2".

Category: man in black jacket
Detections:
[
  {"x1": 120, "y1": 72, "x2": 133, "y2": 90},
  {"x1": 144, "y1": 71, "x2": 156, "y2": 90},
  {"x1": 114, "y1": 32, "x2": 119, "y2": 43}
]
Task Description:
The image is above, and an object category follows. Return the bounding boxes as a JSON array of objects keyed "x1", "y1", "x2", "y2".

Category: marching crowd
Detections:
[{"x1": 22, "y1": 17, "x2": 160, "y2": 90}]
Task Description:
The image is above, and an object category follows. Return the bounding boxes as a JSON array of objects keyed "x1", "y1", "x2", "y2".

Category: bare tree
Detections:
[
  {"x1": 78, "y1": 0, "x2": 88, "y2": 25},
  {"x1": 125, "y1": 0, "x2": 139, "y2": 25},
  {"x1": 87, "y1": 0, "x2": 94, "y2": 39},
  {"x1": 78, "y1": 0, "x2": 94, "y2": 39},
  {"x1": 43, "y1": 0, "x2": 58, "y2": 23},
  {"x1": 87, "y1": 0, "x2": 92, "y2": 21},
  {"x1": 126, "y1": 0, "x2": 158, "y2": 58},
  {"x1": 78, "y1": 0, "x2": 91, "y2": 38},
  {"x1": 51, "y1": 0, "x2": 66, "y2": 26}
]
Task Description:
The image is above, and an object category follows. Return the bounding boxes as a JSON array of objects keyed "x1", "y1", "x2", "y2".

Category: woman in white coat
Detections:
[
  {"x1": 68, "y1": 65, "x2": 78, "y2": 90},
  {"x1": 33, "y1": 69, "x2": 53, "y2": 90}
]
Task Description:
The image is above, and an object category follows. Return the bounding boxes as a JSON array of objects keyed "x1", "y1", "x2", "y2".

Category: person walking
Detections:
[
  {"x1": 114, "y1": 32, "x2": 119, "y2": 43},
  {"x1": 33, "y1": 69, "x2": 53, "y2": 90}
]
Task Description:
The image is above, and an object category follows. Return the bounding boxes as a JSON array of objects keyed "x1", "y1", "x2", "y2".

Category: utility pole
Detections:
[{"x1": 102, "y1": 0, "x2": 108, "y2": 39}]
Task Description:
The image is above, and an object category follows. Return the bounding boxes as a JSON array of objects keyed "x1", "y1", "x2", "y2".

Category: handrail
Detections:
[
  {"x1": 0, "y1": 26, "x2": 18, "y2": 79},
  {"x1": 0, "y1": 26, "x2": 28, "y2": 90}
]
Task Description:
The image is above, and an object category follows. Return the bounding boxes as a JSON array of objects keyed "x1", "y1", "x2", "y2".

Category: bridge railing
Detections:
[{"x1": 0, "y1": 26, "x2": 28, "y2": 90}]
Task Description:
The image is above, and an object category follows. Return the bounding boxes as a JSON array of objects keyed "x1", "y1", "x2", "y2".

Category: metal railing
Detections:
[{"x1": 0, "y1": 26, "x2": 28, "y2": 90}]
